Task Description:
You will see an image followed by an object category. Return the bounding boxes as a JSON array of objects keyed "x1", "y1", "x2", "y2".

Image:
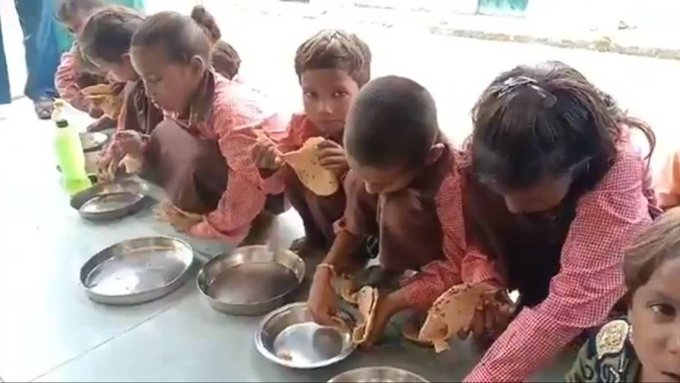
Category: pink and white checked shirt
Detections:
[
  {"x1": 464, "y1": 145, "x2": 655, "y2": 382},
  {"x1": 335, "y1": 149, "x2": 502, "y2": 312},
  {"x1": 55, "y1": 48, "x2": 89, "y2": 112},
  {"x1": 165, "y1": 73, "x2": 286, "y2": 241}
]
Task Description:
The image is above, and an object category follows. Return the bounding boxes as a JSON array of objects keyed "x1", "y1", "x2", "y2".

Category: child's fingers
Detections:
[
  {"x1": 318, "y1": 155, "x2": 346, "y2": 168},
  {"x1": 317, "y1": 139, "x2": 342, "y2": 150}
]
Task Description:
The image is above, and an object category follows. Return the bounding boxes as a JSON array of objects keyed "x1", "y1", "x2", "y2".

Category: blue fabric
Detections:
[{"x1": 0, "y1": 0, "x2": 60, "y2": 104}]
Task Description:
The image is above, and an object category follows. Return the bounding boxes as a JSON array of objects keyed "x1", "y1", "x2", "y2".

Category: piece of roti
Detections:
[
  {"x1": 351, "y1": 286, "x2": 379, "y2": 345},
  {"x1": 281, "y1": 137, "x2": 339, "y2": 196},
  {"x1": 82, "y1": 84, "x2": 122, "y2": 118},
  {"x1": 418, "y1": 283, "x2": 497, "y2": 353},
  {"x1": 81, "y1": 84, "x2": 114, "y2": 96}
]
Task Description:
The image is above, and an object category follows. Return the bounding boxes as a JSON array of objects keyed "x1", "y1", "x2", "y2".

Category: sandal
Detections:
[{"x1": 34, "y1": 96, "x2": 55, "y2": 120}]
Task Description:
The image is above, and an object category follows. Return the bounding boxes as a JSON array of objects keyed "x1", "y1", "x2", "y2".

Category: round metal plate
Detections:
[
  {"x1": 197, "y1": 245, "x2": 305, "y2": 316},
  {"x1": 80, "y1": 237, "x2": 194, "y2": 305},
  {"x1": 254, "y1": 302, "x2": 356, "y2": 369},
  {"x1": 78, "y1": 191, "x2": 145, "y2": 221},
  {"x1": 327, "y1": 367, "x2": 429, "y2": 383},
  {"x1": 80, "y1": 132, "x2": 109, "y2": 152}
]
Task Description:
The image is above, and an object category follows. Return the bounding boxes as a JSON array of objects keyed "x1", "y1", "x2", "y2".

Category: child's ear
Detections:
[
  {"x1": 190, "y1": 55, "x2": 206, "y2": 76},
  {"x1": 424, "y1": 143, "x2": 445, "y2": 166}
]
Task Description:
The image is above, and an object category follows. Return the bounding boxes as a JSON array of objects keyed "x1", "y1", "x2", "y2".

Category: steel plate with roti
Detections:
[
  {"x1": 281, "y1": 137, "x2": 339, "y2": 196},
  {"x1": 417, "y1": 283, "x2": 498, "y2": 353}
]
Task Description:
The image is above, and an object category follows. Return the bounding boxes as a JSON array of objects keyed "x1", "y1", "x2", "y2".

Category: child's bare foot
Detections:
[{"x1": 289, "y1": 236, "x2": 325, "y2": 256}]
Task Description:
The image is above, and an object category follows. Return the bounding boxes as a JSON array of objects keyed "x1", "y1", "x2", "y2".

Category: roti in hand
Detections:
[
  {"x1": 351, "y1": 286, "x2": 379, "y2": 345},
  {"x1": 418, "y1": 283, "x2": 498, "y2": 353},
  {"x1": 281, "y1": 137, "x2": 339, "y2": 196},
  {"x1": 82, "y1": 84, "x2": 123, "y2": 119}
]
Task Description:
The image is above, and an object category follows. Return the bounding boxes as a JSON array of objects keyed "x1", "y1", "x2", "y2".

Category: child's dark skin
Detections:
[
  {"x1": 630, "y1": 256, "x2": 680, "y2": 382},
  {"x1": 252, "y1": 68, "x2": 360, "y2": 252},
  {"x1": 121, "y1": 43, "x2": 208, "y2": 231}
]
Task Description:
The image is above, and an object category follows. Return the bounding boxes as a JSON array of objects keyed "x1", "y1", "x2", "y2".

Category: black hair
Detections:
[
  {"x1": 56, "y1": 0, "x2": 104, "y2": 24},
  {"x1": 469, "y1": 60, "x2": 655, "y2": 192},
  {"x1": 211, "y1": 40, "x2": 241, "y2": 80},
  {"x1": 294, "y1": 29, "x2": 372, "y2": 87},
  {"x1": 79, "y1": 5, "x2": 144, "y2": 64},
  {"x1": 344, "y1": 75, "x2": 438, "y2": 169},
  {"x1": 130, "y1": 6, "x2": 220, "y2": 65},
  {"x1": 624, "y1": 207, "x2": 680, "y2": 300}
]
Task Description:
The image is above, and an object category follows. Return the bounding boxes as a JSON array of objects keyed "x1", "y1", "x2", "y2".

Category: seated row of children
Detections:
[{"x1": 53, "y1": 1, "x2": 678, "y2": 381}]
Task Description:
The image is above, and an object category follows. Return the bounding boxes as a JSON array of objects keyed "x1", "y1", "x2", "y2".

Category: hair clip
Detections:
[{"x1": 496, "y1": 76, "x2": 557, "y2": 108}]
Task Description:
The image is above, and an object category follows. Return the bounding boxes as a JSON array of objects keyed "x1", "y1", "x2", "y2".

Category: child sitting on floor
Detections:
[
  {"x1": 306, "y1": 76, "x2": 504, "y2": 345},
  {"x1": 54, "y1": 0, "x2": 116, "y2": 131},
  {"x1": 110, "y1": 6, "x2": 285, "y2": 240},
  {"x1": 78, "y1": 6, "x2": 244, "y2": 178},
  {"x1": 566, "y1": 207, "x2": 680, "y2": 382},
  {"x1": 251, "y1": 29, "x2": 372, "y2": 256}
]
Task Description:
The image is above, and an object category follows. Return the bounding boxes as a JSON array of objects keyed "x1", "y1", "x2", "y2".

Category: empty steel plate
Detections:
[
  {"x1": 80, "y1": 132, "x2": 109, "y2": 152},
  {"x1": 197, "y1": 245, "x2": 305, "y2": 316},
  {"x1": 80, "y1": 237, "x2": 194, "y2": 305},
  {"x1": 255, "y1": 302, "x2": 356, "y2": 369},
  {"x1": 71, "y1": 181, "x2": 147, "y2": 221},
  {"x1": 327, "y1": 367, "x2": 429, "y2": 383}
]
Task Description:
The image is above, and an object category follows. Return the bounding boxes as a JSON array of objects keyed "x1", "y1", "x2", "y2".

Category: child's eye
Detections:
[
  {"x1": 332, "y1": 91, "x2": 348, "y2": 98},
  {"x1": 651, "y1": 303, "x2": 676, "y2": 318},
  {"x1": 304, "y1": 91, "x2": 317, "y2": 99}
]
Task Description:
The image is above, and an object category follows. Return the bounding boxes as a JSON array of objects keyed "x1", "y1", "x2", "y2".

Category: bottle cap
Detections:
[{"x1": 55, "y1": 119, "x2": 69, "y2": 128}]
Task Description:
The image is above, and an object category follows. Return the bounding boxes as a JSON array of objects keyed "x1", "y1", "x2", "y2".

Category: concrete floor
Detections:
[{"x1": 2, "y1": 0, "x2": 680, "y2": 381}]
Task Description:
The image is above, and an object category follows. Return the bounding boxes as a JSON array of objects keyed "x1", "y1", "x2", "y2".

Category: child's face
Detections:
[
  {"x1": 130, "y1": 45, "x2": 205, "y2": 113},
  {"x1": 89, "y1": 53, "x2": 138, "y2": 83},
  {"x1": 346, "y1": 143, "x2": 444, "y2": 195},
  {"x1": 630, "y1": 256, "x2": 680, "y2": 382},
  {"x1": 300, "y1": 69, "x2": 360, "y2": 139}
]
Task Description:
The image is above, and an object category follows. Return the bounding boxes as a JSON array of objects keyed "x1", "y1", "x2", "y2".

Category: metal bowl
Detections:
[
  {"x1": 80, "y1": 132, "x2": 109, "y2": 152},
  {"x1": 327, "y1": 367, "x2": 429, "y2": 383},
  {"x1": 197, "y1": 245, "x2": 305, "y2": 316},
  {"x1": 70, "y1": 180, "x2": 147, "y2": 221},
  {"x1": 255, "y1": 302, "x2": 356, "y2": 369},
  {"x1": 80, "y1": 237, "x2": 194, "y2": 305}
]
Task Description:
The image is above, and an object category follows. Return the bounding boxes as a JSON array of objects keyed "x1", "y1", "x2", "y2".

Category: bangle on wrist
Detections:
[{"x1": 316, "y1": 262, "x2": 336, "y2": 277}]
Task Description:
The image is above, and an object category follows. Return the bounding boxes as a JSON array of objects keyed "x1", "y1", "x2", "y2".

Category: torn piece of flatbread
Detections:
[
  {"x1": 281, "y1": 137, "x2": 339, "y2": 196},
  {"x1": 121, "y1": 155, "x2": 142, "y2": 174},
  {"x1": 351, "y1": 286, "x2": 379, "y2": 345},
  {"x1": 418, "y1": 283, "x2": 497, "y2": 353},
  {"x1": 82, "y1": 84, "x2": 122, "y2": 119},
  {"x1": 154, "y1": 201, "x2": 203, "y2": 223}
]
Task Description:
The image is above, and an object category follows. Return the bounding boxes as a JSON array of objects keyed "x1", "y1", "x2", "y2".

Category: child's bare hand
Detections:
[
  {"x1": 317, "y1": 139, "x2": 348, "y2": 176},
  {"x1": 307, "y1": 267, "x2": 338, "y2": 326},
  {"x1": 252, "y1": 137, "x2": 283, "y2": 170},
  {"x1": 459, "y1": 285, "x2": 514, "y2": 340},
  {"x1": 115, "y1": 131, "x2": 146, "y2": 157}
]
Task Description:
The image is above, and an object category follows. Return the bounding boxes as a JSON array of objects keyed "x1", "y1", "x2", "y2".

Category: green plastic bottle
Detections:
[{"x1": 53, "y1": 113, "x2": 92, "y2": 195}]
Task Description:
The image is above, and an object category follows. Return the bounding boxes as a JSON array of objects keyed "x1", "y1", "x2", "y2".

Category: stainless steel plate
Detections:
[
  {"x1": 197, "y1": 245, "x2": 305, "y2": 316},
  {"x1": 71, "y1": 180, "x2": 147, "y2": 221},
  {"x1": 327, "y1": 367, "x2": 429, "y2": 383},
  {"x1": 80, "y1": 132, "x2": 109, "y2": 152},
  {"x1": 255, "y1": 302, "x2": 356, "y2": 369},
  {"x1": 80, "y1": 237, "x2": 194, "y2": 305}
]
